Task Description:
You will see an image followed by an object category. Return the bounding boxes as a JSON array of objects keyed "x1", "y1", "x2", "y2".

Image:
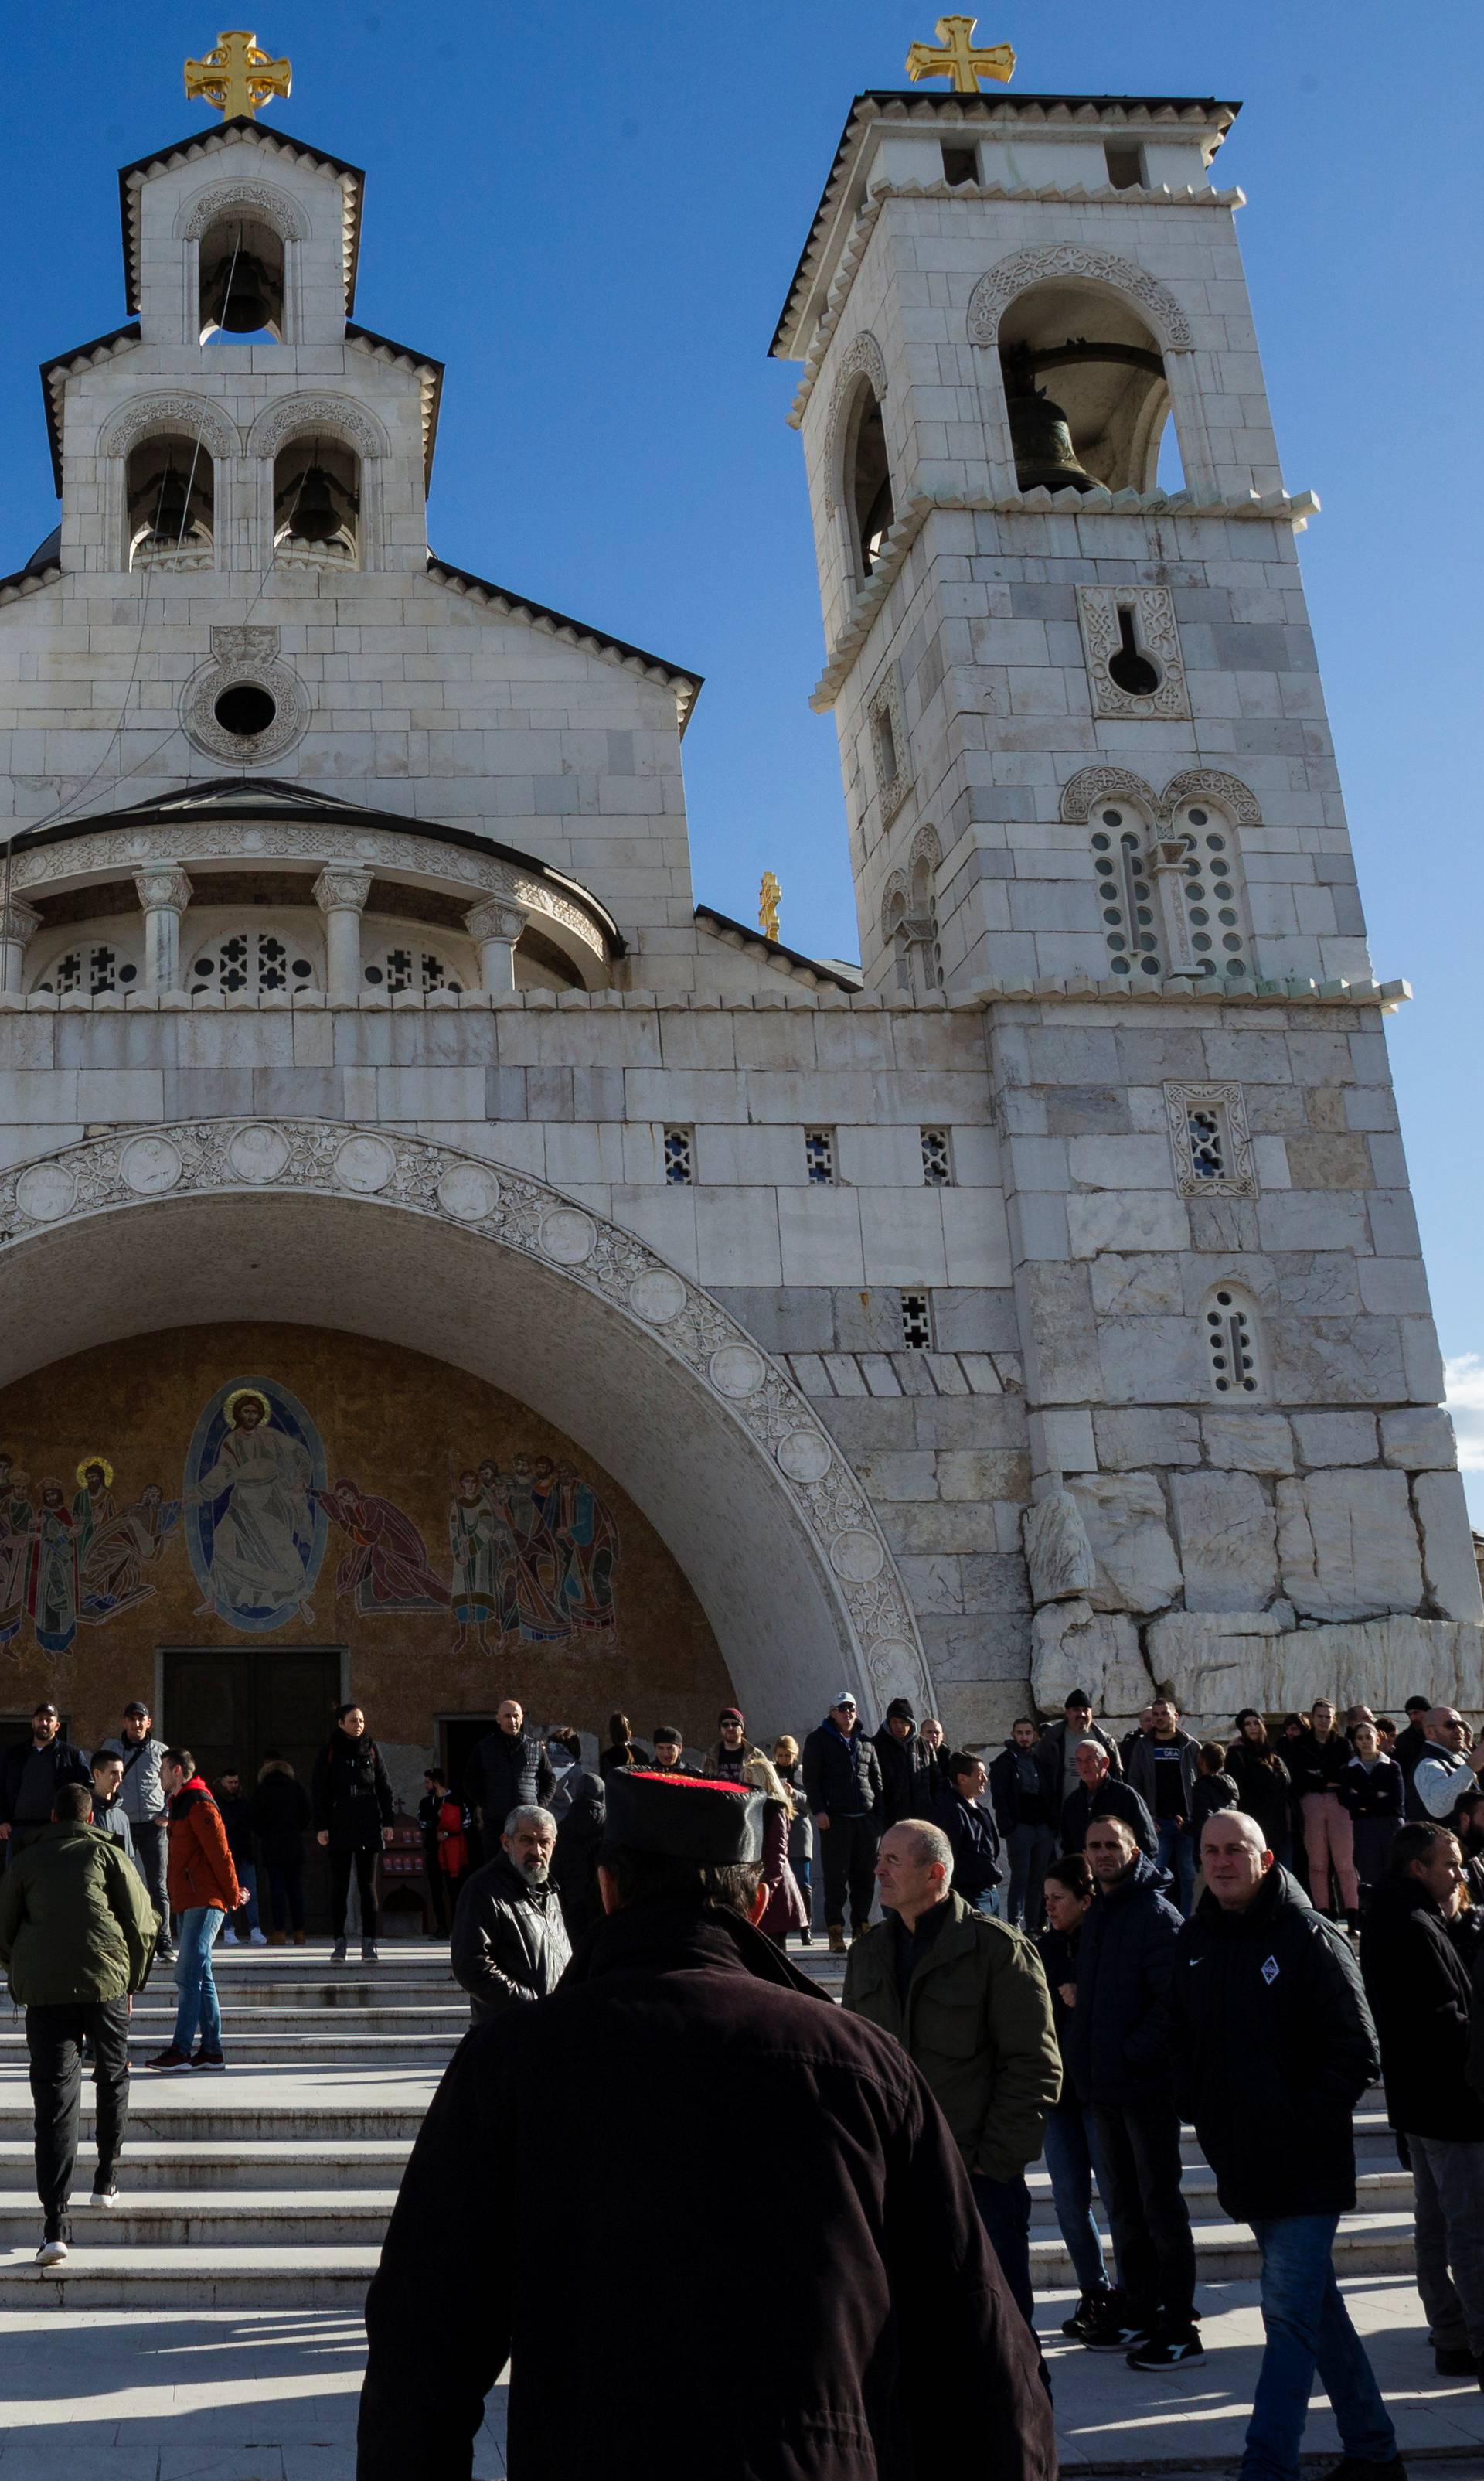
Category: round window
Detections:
[{"x1": 213, "y1": 682, "x2": 277, "y2": 738}]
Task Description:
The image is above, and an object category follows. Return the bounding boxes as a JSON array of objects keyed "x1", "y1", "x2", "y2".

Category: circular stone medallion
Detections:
[
  {"x1": 15, "y1": 1160, "x2": 77, "y2": 1223},
  {"x1": 226, "y1": 1124, "x2": 291, "y2": 1185},
  {"x1": 120, "y1": 1136, "x2": 183, "y2": 1196},
  {"x1": 628, "y1": 1268, "x2": 688, "y2": 1325},
  {"x1": 867, "y1": 1640, "x2": 924, "y2": 1698},
  {"x1": 709, "y1": 1342, "x2": 766, "y2": 1400},
  {"x1": 335, "y1": 1133, "x2": 397, "y2": 1194},
  {"x1": 437, "y1": 1162, "x2": 501, "y2": 1223},
  {"x1": 540, "y1": 1207, "x2": 597, "y2": 1266},
  {"x1": 829, "y1": 1528, "x2": 886, "y2": 1583},
  {"x1": 776, "y1": 1426, "x2": 832, "y2": 1484}
]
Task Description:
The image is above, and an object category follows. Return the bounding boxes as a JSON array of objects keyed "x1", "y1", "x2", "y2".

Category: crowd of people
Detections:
[{"x1": 5, "y1": 1678, "x2": 1484, "y2": 2476}]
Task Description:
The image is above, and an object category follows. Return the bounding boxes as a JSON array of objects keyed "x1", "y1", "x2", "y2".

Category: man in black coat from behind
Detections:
[
  {"x1": 1167, "y1": 1810, "x2": 1401, "y2": 2478},
  {"x1": 462, "y1": 1699, "x2": 556, "y2": 1861},
  {"x1": 359, "y1": 1768, "x2": 1054, "y2": 2481},
  {"x1": 1362, "y1": 1819, "x2": 1484, "y2": 2382}
]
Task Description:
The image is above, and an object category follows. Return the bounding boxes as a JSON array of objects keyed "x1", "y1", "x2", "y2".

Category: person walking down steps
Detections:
[{"x1": 313, "y1": 1703, "x2": 395, "y2": 1965}]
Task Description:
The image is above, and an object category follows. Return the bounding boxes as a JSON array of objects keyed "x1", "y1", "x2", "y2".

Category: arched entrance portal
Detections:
[{"x1": 0, "y1": 1121, "x2": 930, "y2": 1733}]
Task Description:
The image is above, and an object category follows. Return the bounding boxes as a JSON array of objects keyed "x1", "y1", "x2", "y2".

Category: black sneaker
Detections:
[
  {"x1": 1062, "y1": 2288, "x2": 1111, "y2": 2343},
  {"x1": 1321, "y1": 2460, "x2": 1408, "y2": 2481},
  {"x1": 145, "y1": 2046, "x2": 193, "y2": 2072},
  {"x1": 190, "y1": 2049, "x2": 226, "y2": 2071},
  {"x1": 1082, "y1": 2296, "x2": 1152, "y2": 2355},
  {"x1": 1126, "y1": 2327, "x2": 1207, "y2": 2371},
  {"x1": 1434, "y1": 2345, "x2": 1476, "y2": 2376},
  {"x1": 331, "y1": 1937, "x2": 347, "y2": 1964}
]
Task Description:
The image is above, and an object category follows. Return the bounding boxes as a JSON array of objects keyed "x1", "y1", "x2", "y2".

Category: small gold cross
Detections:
[
  {"x1": 904, "y1": 16, "x2": 1015, "y2": 93},
  {"x1": 758, "y1": 872, "x2": 781, "y2": 942},
  {"x1": 184, "y1": 29, "x2": 292, "y2": 120}
]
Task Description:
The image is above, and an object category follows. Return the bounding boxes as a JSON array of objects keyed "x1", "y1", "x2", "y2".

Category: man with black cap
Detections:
[
  {"x1": 709, "y1": 1706, "x2": 766, "y2": 1784},
  {"x1": 649, "y1": 1726, "x2": 698, "y2": 1781},
  {"x1": 802, "y1": 1689, "x2": 884, "y2": 1954},
  {"x1": 0, "y1": 1705, "x2": 91, "y2": 1863},
  {"x1": 359, "y1": 1767, "x2": 1054, "y2": 2481},
  {"x1": 873, "y1": 1696, "x2": 937, "y2": 1829}
]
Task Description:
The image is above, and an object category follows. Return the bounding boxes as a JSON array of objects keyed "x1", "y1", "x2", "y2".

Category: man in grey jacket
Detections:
[
  {"x1": 100, "y1": 1702, "x2": 172, "y2": 1958},
  {"x1": 451, "y1": 1805, "x2": 571, "y2": 2024}
]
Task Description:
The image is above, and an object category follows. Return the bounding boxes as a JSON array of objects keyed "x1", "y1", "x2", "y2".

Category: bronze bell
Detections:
[
  {"x1": 144, "y1": 468, "x2": 196, "y2": 548},
  {"x1": 203, "y1": 250, "x2": 275, "y2": 333},
  {"x1": 1006, "y1": 386, "x2": 1100, "y2": 496},
  {"x1": 283, "y1": 463, "x2": 357, "y2": 544}
]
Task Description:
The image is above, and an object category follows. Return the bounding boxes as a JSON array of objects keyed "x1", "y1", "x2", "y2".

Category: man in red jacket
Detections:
[{"x1": 146, "y1": 1750, "x2": 240, "y2": 2073}]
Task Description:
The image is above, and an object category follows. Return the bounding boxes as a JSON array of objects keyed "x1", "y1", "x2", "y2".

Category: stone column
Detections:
[
  {"x1": 134, "y1": 866, "x2": 194, "y2": 993},
  {"x1": 313, "y1": 866, "x2": 373, "y2": 1004},
  {"x1": 466, "y1": 898, "x2": 529, "y2": 994},
  {"x1": 0, "y1": 898, "x2": 42, "y2": 995},
  {"x1": 1149, "y1": 837, "x2": 1198, "y2": 976}
]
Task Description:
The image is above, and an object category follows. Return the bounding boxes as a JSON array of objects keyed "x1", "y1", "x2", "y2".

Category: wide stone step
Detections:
[
  {"x1": 1026, "y1": 2162, "x2": 1410, "y2": 2225},
  {"x1": 0, "y1": 2137, "x2": 410, "y2": 2190},
  {"x1": 0, "y1": 2190, "x2": 396, "y2": 2247},
  {"x1": 153, "y1": 1982, "x2": 462, "y2": 2011},
  {"x1": 0, "y1": 2243, "x2": 380, "y2": 2306},
  {"x1": 0, "y1": 2098, "x2": 431, "y2": 2142}
]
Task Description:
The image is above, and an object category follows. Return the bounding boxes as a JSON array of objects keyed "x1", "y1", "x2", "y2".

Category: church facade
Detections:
[{"x1": 0, "y1": 58, "x2": 1475, "y2": 1801}]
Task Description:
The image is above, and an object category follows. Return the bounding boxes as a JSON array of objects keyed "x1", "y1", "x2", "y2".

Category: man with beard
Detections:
[
  {"x1": 360, "y1": 1770, "x2": 1054, "y2": 2481},
  {"x1": 450, "y1": 1805, "x2": 570, "y2": 2026}
]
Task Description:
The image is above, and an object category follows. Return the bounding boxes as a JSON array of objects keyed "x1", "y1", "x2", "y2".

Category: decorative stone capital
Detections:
[
  {"x1": 466, "y1": 898, "x2": 529, "y2": 946},
  {"x1": 0, "y1": 898, "x2": 43, "y2": 947},
  {"x1": 313, "y1": 866, "x2": 373, "y2": 916},
  {"x1": 133, "y1": 866, "x2": 194, "y2": 915}
]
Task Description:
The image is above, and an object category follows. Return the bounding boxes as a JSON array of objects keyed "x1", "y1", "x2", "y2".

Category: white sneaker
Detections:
[
  {"x1": 89, "y1": 2182, "x2": 119, "y2": 2207},
  {"x1": 250, "y1": 1929, "x2": 268, "y2": 1946},
  {"x1": 36, "y1": 2236, "x2": 68, "y2": 2268}
]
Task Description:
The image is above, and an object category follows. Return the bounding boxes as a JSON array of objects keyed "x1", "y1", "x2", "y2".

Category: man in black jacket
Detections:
[
  {"x1": 1036, "y1": 1690, "x2": 1122, "y2": 1816},
  {"x1": 1068, "y1": 1815, "x2": 1199, "y2": 2369},
  {"x1": 0, "y1": 1706, "x2": 92, "y2": 1861},
  {"x1": 450, "y1": 1805, "x2": 571, "y2": 2025},
  {"x1": 931, "y1": 1751, "x2": 1004, "y2": 1914},
  {"x1": 1362, "y1": 1820, "x2": 1484, "y2": 2381},
  {"x1": 872, "y1": 1698, "x2": 937, "y2": 1829},
  {"x1": 802, "y1": 1691, "x2": 883, "y2": 1954},
  {"x1": 989, "y1": 1720, "x2": 1057, "y2": 1932},
  {"x1": 1394, "y1": 1695, "x2": 1436, "y2": 1820},
  {"x1": 463, "y1": 1700, "x2": 556, "y2": 1858},
  {"x1": 1169, "y1": 1810, "x2": 1401, "y2": 2479},
  {"x1": 359, "y1": 1768, "x2": 1055, "y2": 2481},
  {"x1": 1058, "y1": 1738, "x2": 1157, "y2": 1862}
]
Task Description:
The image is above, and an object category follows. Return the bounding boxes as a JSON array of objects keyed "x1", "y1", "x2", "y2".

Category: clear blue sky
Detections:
[{"x1": 4, "y1": 2, "x2": 1480, "y2": 1502}]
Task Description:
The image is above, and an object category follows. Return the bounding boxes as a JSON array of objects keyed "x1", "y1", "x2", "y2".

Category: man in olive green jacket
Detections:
[
  {"x1": 0, "y1": 1781, "x2": 158, "y2": 2266},
  {"x1": 842, "y1": 1814, "x2": 1060, "y2": 2338}
]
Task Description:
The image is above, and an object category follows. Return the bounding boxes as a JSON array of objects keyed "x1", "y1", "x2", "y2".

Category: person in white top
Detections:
[{"x1": 1412, "y1": 1709, "x2": 1484, "y2": 1821}]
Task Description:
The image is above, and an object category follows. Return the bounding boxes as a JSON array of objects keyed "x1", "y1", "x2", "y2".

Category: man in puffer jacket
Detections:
[
  {"x1": 0, "y1": 1781, "x2": 158, "y2": 2266},
  {"x1": 1068, "y1": 1815, "x2": 1200, "y2": 2370},
  {"x1": 802, "y1": 1692, "x2": 884, "y2": 1953},
  {"x1": 148, "y1": 1751, "x2": 241, "y2": 2073}
]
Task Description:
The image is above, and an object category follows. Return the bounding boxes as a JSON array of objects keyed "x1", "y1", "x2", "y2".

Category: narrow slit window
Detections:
[
  {"x1": 663, "y1": 1126, "x2": 694, "y2": 1186},
  {"x1": 900, "y1": 1292, "x2": 933, "y2": 1350},
  {"x1": 921, "y1": 1129, "x2": 952, "y2": 1186},
  {"x1": 1091, "y1": 811, "x2": 1162, "y2": 979},
  {"x1": 805, "y1": 1130, "x2": 836, "y2": 1186}
]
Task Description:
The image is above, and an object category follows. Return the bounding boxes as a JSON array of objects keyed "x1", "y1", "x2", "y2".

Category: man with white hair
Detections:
[
  {"x1": 842, "y1": 1815, "x2": 1060, "y2": 2344},
  {"x1": 1163, "y1": 1808, "x2": 1400, "y2": 2481},
  {"x1": 449, "y1": 1805, "x2": 570, "y2": 2024},
  {"x1": 1413, "y1": 1707, "x2": 1484, "y2": 1822}
]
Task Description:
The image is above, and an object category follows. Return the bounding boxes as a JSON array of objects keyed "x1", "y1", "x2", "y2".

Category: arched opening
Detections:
[
  {"x1": 999, "y1": 278, "x2": 1173, "y2": 494},
  {"x1": 199, "y1": 214, "x2": 285, "y2": 344},
  {"x1": 274, "y1": 434, "x2": 360, "y2": 567},
  {"x1": 126, "y1": 432, "x2": 214, "y2": 571},
  {"x1": 1169, "y1": 801, "x2": 1254, "y2": 985},
  {"x1": 0, "y1": 1155, "x2": 924, "y2": 1732},
  {"x1": 843, "y1": 383, "x2": 894, "y2": 581}
]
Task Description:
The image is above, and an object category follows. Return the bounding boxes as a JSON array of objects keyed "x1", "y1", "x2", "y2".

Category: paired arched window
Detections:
[
  {"x1": 881, "y1": 832, "x2": 945, "y2": 997},
  {"x1": 1090, "y1": 799, "x2": 1253, "y2": 984}
]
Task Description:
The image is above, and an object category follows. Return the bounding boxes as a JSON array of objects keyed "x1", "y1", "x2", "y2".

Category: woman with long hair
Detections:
[
  {"x1": 312, "y1": 1702, "x2": 394, "y2": 1965},
  {"x1": 774, "y1": 1734, "x2": 814, "y2": 1947},
  {"x1": 1291, "y1": 1698, "x2": 1361, "y2": 1930},
  {"x1": 1224, "y1": 1709, "x2": 1295, "y2": 1870},
  {"x1": 598, "y1": 1713, "x2": 645, "y2": 1781},
  {"x1": 742, "y1": 1752, "x2": 808, "y2": 1948}
]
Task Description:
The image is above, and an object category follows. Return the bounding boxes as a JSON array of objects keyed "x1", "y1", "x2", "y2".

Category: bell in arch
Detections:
[
  {"x1": 145, "y1": 467, "x2": 195, "y2": 548},
  {"x1": 1005, "y1": 380, "x2": 1100, "y2": 496},
  {"x1": 203, "y1": 250, "x2": 275, "y2": 334},
  {"x1": 285, "y1": 463, "x2": 356, "y2": 544}
]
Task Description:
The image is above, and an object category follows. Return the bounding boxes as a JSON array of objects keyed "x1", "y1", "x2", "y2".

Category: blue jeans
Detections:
[
  {"x1": 970, "y1": 2171, "x2": 1036, "y2": 2332},
  {"x1": 970, "y1": 1886, "x2": 1001, "y2": 1918},
  {"x1": 1243, "y1": 2215, "x2": 1397, "y2": 2481},
  {"x1": 1156, "y1": 1819, "x2": 1196, "y2": 1915},
  {"x1": 172, "y1": 1906, "x2": 224, "y2": 2054},
  {"x1": 1041, "y1": 2098, "x2": 1111, "y2": 2296}
]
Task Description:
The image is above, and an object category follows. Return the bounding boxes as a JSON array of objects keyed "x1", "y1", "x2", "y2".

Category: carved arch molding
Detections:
[
  {"x1": 248, "y1": 394, "x2": 390, "y2": 462},
  {"x1": 176, "y1": 180, "x2": 311, "y2": 244},
  {"x1": 967, "y1": 244, "x2": 1194, "y2": 352},
  {"x1": 1059, "y1": 765, "x2": 1263, "y2": 828},
  {"x1": 0, "y1": 1120, "x2": 931, "y2": 1714},
  {"x1": 823, "y1": 329, "x2": 889, "y2": 520},
  {"x1": 100, "y1": 395, "x2": 241, "y2": 462}
]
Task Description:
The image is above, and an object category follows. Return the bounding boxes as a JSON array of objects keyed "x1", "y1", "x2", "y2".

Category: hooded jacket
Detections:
[
  {"x1": 451, "y1": 1850, "x2": 573, "y2": 2023},
  {"x1": 1360, "y1": 1873, "x2": 1484, "y2": 2142},
  {"x1": 1166, "y1": 1866, "x2": 1379, "y2": 2220},
  {"x1": 165, "y1": 1777, "x2": 242, "y2": 1915},
  {"x1": 0, "y1": 1819, "x2": 158, "y2": 2007},
  {"x1": 844, "y1": 1892, "x2": 1060, "y2": 2181},
  {"x1": 360, "y1": 1897, "x2": 1055, "y2": 2481},
  {"x1": 1067, "y1": 1850, "x2": 1183, "y2": 2108}
]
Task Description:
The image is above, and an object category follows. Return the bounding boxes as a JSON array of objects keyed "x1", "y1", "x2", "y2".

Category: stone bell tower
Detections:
[{"x1": 771, "y1": 28, "x2": 1482, "y2": 1726}]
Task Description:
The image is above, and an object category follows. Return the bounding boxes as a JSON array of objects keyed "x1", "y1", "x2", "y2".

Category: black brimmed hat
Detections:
[{"x1": 608, "y1": 1768, "x2": 763, "y2": 1864}]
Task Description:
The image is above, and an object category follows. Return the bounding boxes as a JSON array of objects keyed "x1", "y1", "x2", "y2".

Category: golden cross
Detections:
[
  {"x1": 758, "y1": 872, "x2": 781, "y2": 942},
  {"x1": 904, "y1": 16, "x2": 1015, "y2": 92},
  {"x1": 184, "y1": 29, "x2": 292, "y2": 119}
]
